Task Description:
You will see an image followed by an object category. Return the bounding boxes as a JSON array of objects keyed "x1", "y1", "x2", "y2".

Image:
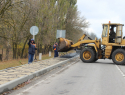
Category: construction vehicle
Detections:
[{"x1": 58, "y1": 22, "x2": 125, "y2": 65}]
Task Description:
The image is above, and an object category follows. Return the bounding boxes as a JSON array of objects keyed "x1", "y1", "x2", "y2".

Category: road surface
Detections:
[{"x1": 10, "y1": 59, "x2": 125, "y2": 95}]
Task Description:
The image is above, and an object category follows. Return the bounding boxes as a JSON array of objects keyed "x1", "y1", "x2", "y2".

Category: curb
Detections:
[
  {"x1": 0, "y1": 52, "x2": 75, "y2": 72},
  {"x1": 0, "y1": 55, "x2": 79, "y2": 94},
  {"x1": 0, "y1": 58, "x2": 54, "y2": 72}
]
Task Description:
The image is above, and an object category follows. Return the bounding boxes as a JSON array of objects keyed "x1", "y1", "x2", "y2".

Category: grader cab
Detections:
[{"x1": 58, "y1": 22, "x2": 125, "y2": 65}]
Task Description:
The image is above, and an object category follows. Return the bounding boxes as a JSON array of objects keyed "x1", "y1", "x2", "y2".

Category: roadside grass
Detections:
[
  {"x1": 0, "y1": 50, "x2": 75, "y2": 70},
  {"x1": 0, "y1": 53, "x2": 54, "y2": 70}
]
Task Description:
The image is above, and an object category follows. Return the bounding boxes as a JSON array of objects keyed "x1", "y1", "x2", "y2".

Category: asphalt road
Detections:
[{"x1": 10, "y1": 59, "x2": 125, "y2": 95}]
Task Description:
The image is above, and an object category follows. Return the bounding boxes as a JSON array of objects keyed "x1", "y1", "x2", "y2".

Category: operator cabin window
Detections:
[
  {"x1": 116, "y1": 25, "x2": 122, "y2": 36},
  {"x1": 109, "y1": 26, "x2": 116, "y2": 33},
  {"x1": 102, "y1": 25, "x2": 108, "y2": 37},
  {"x1": 116, "y1": 25, "x2": 122, "y2": 43},
  {"x1": 109, "y1": 25, "x2": 116, "y2": 43}
]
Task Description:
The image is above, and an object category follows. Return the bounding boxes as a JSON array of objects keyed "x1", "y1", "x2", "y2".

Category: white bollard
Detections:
[
  {"x1": 49, "y1": 51, "x2": 51, "y2": 57},
  {"x1": 39, "y1": 53, "x2": 42, "y2": 60}
]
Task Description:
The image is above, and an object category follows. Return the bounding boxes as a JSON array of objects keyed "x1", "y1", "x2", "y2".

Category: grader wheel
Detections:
[
  {"x1": 112, "y1": 49, "x2": 125, "y2": 65},
  {"x1": 80, "y1": 48, "x2": 96, "y2": 63},
  {"x1": 83, "y1": 51, "x2": 92, "y2": 60}
]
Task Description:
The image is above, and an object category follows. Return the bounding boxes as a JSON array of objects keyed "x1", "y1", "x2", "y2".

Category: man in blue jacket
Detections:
[
  {"x1": 28, "y1": 39, "x2": 36, "y2": 64},
  {"x1": 53, "y1": 42, "x2": 58, "y2": 58}
]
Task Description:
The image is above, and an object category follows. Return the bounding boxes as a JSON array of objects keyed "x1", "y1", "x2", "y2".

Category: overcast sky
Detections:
[{"x1": 77, "y1": 0, "x2": 125, "y2": 38}]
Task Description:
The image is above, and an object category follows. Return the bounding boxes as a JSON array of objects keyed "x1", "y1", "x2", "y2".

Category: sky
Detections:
[{"x1": 77, "y1": 0, "x2": 125, "y2": 38}]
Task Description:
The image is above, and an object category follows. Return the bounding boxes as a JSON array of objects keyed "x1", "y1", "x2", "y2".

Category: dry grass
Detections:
[
  {"x1": 0, "y1": 50, "x2": 75, "y2": 70},
  {"x1": 0, "y1": 53, "x2": 54, "y2": 70}
]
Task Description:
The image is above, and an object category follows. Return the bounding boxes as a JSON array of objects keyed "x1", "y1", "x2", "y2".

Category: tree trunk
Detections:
[
  {"x1": 13, "y1": 43, "x2": 17, "y2": 59},
  {"x1": 4, "y1": 41, "x2": 10, "y2": 60},
  {"x1": 4, "y1": 46, "x2": 9, "y2": 60},
  {"x1": 21, "y1": 37, "x2": 30, "y2": 58}
]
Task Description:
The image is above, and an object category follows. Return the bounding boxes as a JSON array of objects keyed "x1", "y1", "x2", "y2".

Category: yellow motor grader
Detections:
[{"x1": 58, "y1": 22, "x2": 125, "y2": 65}]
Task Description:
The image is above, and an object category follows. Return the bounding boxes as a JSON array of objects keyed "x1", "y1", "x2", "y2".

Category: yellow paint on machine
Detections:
[
  {"x1": 57, "y1": 22, "x2": 125, "y2": 65},
  {"x1": 105, "y1": 46, "x2": 112, "y2": 58}
]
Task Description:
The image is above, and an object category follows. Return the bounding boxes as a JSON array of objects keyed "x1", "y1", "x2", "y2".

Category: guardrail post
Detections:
[
  {"x1": 49, "y1": 51, "x2": 51, "y2": 57},
  {"x1": 39, "y1": 53, "x2": 42, "y2": 60}
]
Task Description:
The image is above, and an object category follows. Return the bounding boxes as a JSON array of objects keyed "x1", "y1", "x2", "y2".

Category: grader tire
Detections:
[
  {"x1": 80, "y1": 48, "x2": 95, "y2": 63},
  {"x1": 112, "y1": 49, "x2": 125, "y2": 65}
]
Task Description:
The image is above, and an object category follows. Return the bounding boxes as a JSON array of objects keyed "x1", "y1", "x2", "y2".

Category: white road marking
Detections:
[
  {"x1": 16, "y1": 60, "x2": 79, "y2": 95},
  {"x1": 116, "y1": 65, "x2": 125, "y2": 77}
]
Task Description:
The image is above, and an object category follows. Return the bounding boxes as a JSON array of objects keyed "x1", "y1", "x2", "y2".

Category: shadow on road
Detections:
[
  {"x1": 60, "y1": 52, "x2": 79, "y2": 58},
  {"x1": 60, "y1": 50, "x2": 80, "y2": 58},
  {"x1": 80, "y1": 60, "x2": 116, "y2": 65},
  {"x1": 95, "y1": 62, "x2": 115, "y2": 65}
]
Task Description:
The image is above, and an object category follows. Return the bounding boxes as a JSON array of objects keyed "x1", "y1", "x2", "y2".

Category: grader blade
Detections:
[{"x1": 58, "y1": 38, "x2": 73, "y2": 52}]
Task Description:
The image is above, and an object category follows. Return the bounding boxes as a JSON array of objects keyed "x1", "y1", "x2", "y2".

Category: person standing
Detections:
[
  {"x1": 53, "y1": 42, "x2": 58, "y2": 58},
  {"x1": 28, "y1": 39, "x2": 36, "y2": 64}
]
